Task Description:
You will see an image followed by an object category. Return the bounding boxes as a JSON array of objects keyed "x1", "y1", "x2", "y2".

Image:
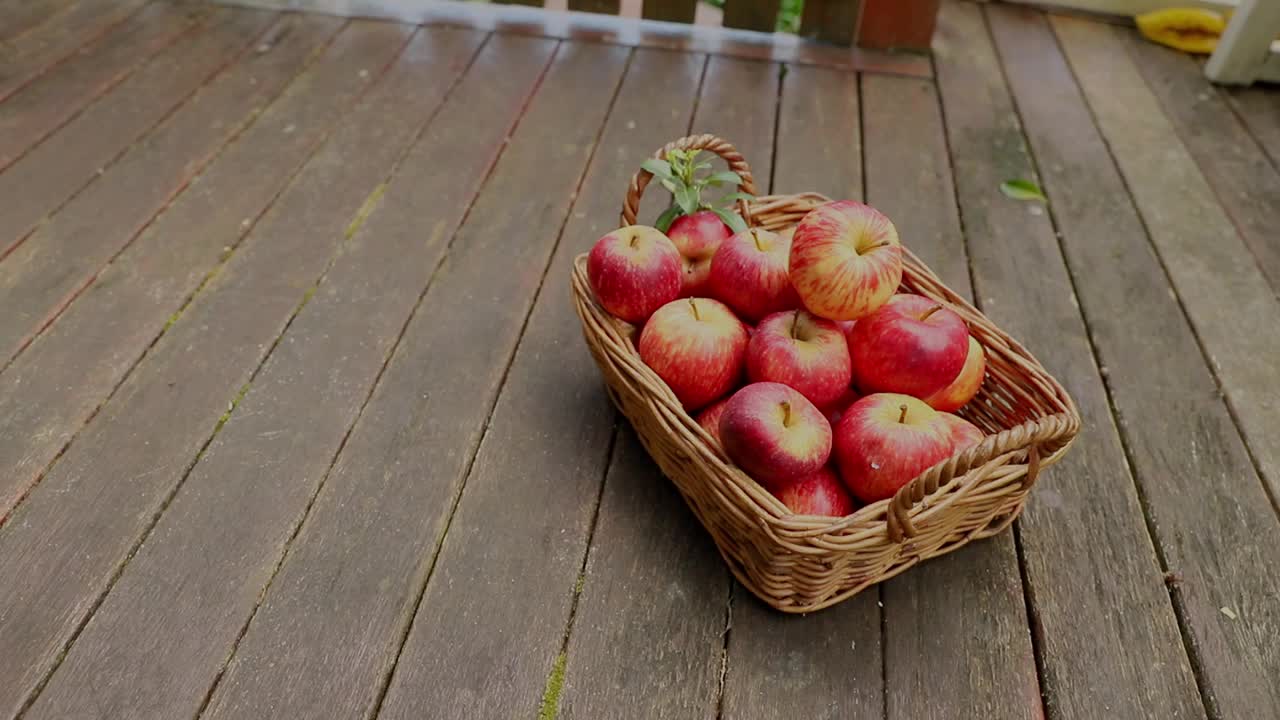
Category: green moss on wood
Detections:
[
  {"x1": 345, "y1": 183, "x2": 387, "y2": 240},
  {"x1": 538, "y1": 652, "x2": 568, "y2": 720}
]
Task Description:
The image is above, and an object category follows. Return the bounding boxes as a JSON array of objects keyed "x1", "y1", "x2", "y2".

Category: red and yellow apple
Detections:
[
  {"x1": 747, "y1": 309, "x2": 852, "y2": 408},
  {"x1": 788, "y1": 200, "x2": 903, "y2": 321},
  {"x1": 639, "y1": 298, "x2": 748, "y2": 411},
  {"x1": 667, "y1": 210, "x2": 732, "y2": 297},
  {"x1": 720, "y1": 382, "x2": 832, "y2": 485},
  {"x1": 833, "y1": 393, "x2": 956, "y2": 503},
  {"x1": 587, "y1": 225, "x2": 682, "y2": 323},
  {"x1": 773, "y1": 466, "x2": 855, "y2": 517},
  {"x1": 850, "y1": 294, "x2": 969, "y2": 398},
  {"x1": 941, "y1": 413, "x2": 984, "y2": 452},
  {"x1": 821, "y1": 385, "x2": 860, "y2": 426},
  {"x1": 706, "y1": 228, "x2": 800, "y2": 323},
  {"x1": 923, "y1": 336, "x2": 986, "y2": 411},
  {"x1": 696, "y1": 397, "x2": 731, "y2": 447}
]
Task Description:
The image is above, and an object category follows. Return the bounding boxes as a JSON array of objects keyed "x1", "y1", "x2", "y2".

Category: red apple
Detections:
[
  {"x1": 639, "y1": 298, "x2": 748, "y2": 411},
  {"x1": 706, "y1": 228, "x2": 801, "y2": 323},
  {"x1": 923, "y1": 337, "x2": 986, "y2": 411},
  {"x1": 587, "y1": 225, "x2": 682, "y2": 323},
  {"x1": 837, "y1": 320, "x2": 857, "y2": 357},
  {"x1": 696, "y1": 397, "x2": 731, "y2": 447},
  {"x1": 833, "y1": 393, "x2": 955, "y2": 503},
  {"x1": 720, "y1": 382, "x2": 832, "y2": 486},
  {"x1": 773, "y1": 466, "x2": 855, "y2": 517},
  {"x1": 850, "y1": 294, "x2": 969, "y2": 398},
  {"x1": 667, "y1": 210, "x2": 732, "y2": 297},
  {"x1": 788, "y1": 200, "x2": 903, "y2": 321},
  {"x1": 747, "y1": 309, "x2": 851, "y2": 408},
  {"x1": 941, "y1": 413, "x2": 984, "y2": 452}
]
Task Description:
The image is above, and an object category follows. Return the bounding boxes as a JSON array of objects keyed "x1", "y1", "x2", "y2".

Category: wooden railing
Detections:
[{"x1": 495, "y1": 0, "x2": 939, "y2": 49}]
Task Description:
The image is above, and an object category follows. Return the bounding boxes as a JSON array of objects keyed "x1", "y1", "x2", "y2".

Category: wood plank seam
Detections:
[
  {"x1": 6, "y1": 24, "x2": 424, "y2": 717},
  {"x1": 0, "y1": 8, "x2": 259, "y2": 263},
  {"x1": 0, "y1": 0, "x2": 156, "y2": 104},
  {"x1": 0, "y1": 10, "x2": 272, "y2": 268},
  {"x1": 367, "y1": 43, "x2": 636, "y2": 720},
  {"x1": 0, "y1": 15, "x2": 340, "y2": 379},
  {"x1": 182, "y1": 32, "x2": 496, "y2": 720},
  {"x1": 984, "y1": 8, "x2": 1215, "y2": 716},
  {"x1": 1048, "y1": 17, "x2": 1280, "y2": 525},
  {"x1": 0, "y1": 19, "x2": 351, "y2": 526},
  {"x1": 0, "y1": 4, "x2": 206, "y2": 176},
  {"x1": 1220, "y1": 91, "x2": 1280, "y2": 174}
]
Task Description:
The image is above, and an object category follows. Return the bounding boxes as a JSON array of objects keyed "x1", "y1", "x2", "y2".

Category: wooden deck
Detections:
[{"x1": 1, "y1": 1, "x2": 1278, "y2": 717}]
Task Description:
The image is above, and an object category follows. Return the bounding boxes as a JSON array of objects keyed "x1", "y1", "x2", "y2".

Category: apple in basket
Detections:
[
  {"x1": 747, "y1": 309, "x2": 852, "y2": 409},
  {"x1": 850, "y1": 294, "x2": 969, "y2": 398},
  {"x1": 587, "y1": 225, "x2": 682, "y2": 324},
  {"x1": 719, "y1": 382, "x2": 832, "y2": 486},
  {"x1": 706, "y1": 228, "x2": 800, "y2": 323},
  {"x1": 941, "y1": 413, "x2": 985, "y2": 452},
  {"x1": 788, "y1": 200, "x2": 903, "y2": 321},
  {"x1": 667, "y1": 210, "x2": 732, "y2": 297},
  {"x1": 639, "y1": 298, "x2": 748, "y2": 411},
  {"x1": 773, "y1": 465, "x2": 855, "y2": 517},
  {"x1": 833, "y1": 393, "x2": 958, "y2": 503},
  {"x1": 923, "y1": 336, "x2": 986, "y2": 412},
  {"x1": 696, "y1": 397, "x2": 731, "y2": 447}
]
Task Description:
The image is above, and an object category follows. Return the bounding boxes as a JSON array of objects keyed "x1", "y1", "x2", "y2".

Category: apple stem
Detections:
[
  {"x1": 790, "y1": 311, "x2": 801, "y2": 339},
  {"x1": 898, "y1": 404, "x2": 908, "y2": 424},
  {"x1": 781, "y1": 401, "x2": 792, "y2": 427},
  {"x1": 689, "y1": 298, "x2": 701, "y2": 321},
  {"x1": 861, "y1": 240, "x2": 890, "y2": 254},
  {"x1": 920, "y1": 304, "x2": 943, "y2": 321},
  {"x1": 752, "y1": 230, "x2": 764, "y2": 252},
  {"x1": 629, "y1": 233, "x2": 638, "y2": 249}
]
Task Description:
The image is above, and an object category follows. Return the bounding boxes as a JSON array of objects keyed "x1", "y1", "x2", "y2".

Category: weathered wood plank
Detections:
[
  {"x1": 1038, "y1": 11, "x2": 1280, "y2": 716},
  {"x1": 723, "y1": 0, "x2": 780, "y2": 32},
  {"x1": 799, "y1": 0, "x2": 858, "y2": 45},
  {"x1": 360, "y1": 41, "x2": 631, "y2": 720},
  {"x1": 20, "y1": 28, "x2": 486, "y2": 720},
  {"x1": 550, "y1": 50, "x2": 717, "y2": 720},
  {"x1": 195, "y1": 33, "x2": 556, "y2": 720},
  {"x1": 0, "y1": 2, "x2": 202, "y2": 171},
  {"x1": 0, "y1": 0, "x2": 150, "y2": 102},
  {"x1": 0, "y1": 11, "x2": 329, "y2": 372},
  {"x1": 0, "y1": 21, "x2": 410, "y2": 719},
  {"x1": 721, "y1": 62, "x2": 883, "y2": 720},
  {"x1": 0, "y1": 8, "x2": 273, "y2": 256},
  {"x1": 0, "y1": 12, "x2": 342, "y2": 520},
  {"x1": 1125, "y1": 35, "x2": 1280, "y2": 297},
  {"x1": 642, "y1": 0, "x2": 696, "y2": 23},
  {"x1": 933, "y1": 3, "x2": 1206, "y2": 718},
  {"x1": 863, "y1": 71, "x2": 1041, "y2": 720},
  {"x1": 1224, "y1": 87, "x2": 1280, "y2": 170},
  {"x1": 0, "y1": 0, "x2": 75, "y2": 44}
]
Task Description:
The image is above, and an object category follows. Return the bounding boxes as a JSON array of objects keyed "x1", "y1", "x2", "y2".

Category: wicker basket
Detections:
[{"x1": 571, "y1": 134, "x2": 1080, "y2": 613}]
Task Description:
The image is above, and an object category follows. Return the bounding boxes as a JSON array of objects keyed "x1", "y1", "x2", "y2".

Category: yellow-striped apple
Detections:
[
  {"x1": 923, "y1": 337, "x2": 986, "y2": 411},
  {"x1": 850, "y1": 294, "x2": 968, "y2": 398},
  {"x1": 587, "y1": 225, "x2": 682, "y2": 323},
  {"x1": 639, "y1": 298, "x2": 748, "y2": 411},
  {"x1": 667, "y1": 210, "x2": 732, "y2": 297},
  {"x1": 706, "y1": 228, "x2": 800, "y2": 323},
  {"x1": 788, "y1": 200, "x2": 903, "y2": 320},
  {"x1": 941, "y1": 413, "x2": 984, "y2": 452},
  {"x1": 773, "y1": 466, "x2": 855, "y2": 517},
  {"x1": 696, "y1": 397, "x2": 731, "y2": 447},
  {"x1": 747, "y1": 309, "x2": 851, "y2": 408},
  {"x1": 833, "y1": 393, "x2": 955, "y2": 503},
  {"x1": 720, "y1": 382, "x2": 832, "y2": 486}
]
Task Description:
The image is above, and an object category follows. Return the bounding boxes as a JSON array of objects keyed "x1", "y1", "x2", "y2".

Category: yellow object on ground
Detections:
[{"x1": 1136, "y1": 8, "x2": 1225, "y2": 54}]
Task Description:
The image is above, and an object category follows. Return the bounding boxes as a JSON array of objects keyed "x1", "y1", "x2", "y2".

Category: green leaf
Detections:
[
  {"x1": 703, "y1": 170, "x2": 744, "y2": 188},
  {"x1": 711, "y1": 207, "x2": 748, "y2": 233},
  {"x1": 658, "y1": 178, "x2": 679, "y2": 194},
  {"x1": 717, "y1": 191, "x2": 756, "y2": 204},
  {"x1": 655, "y1": 205, "x2": 682, "y2": 233},
  {"x1": 999, "y1": 179, "x2": 1047, "y2": 202},
  {"x1": 674, "y1": 184, "x2": 698, "y2": 215},
  {"x1": 641, "y1": 158, "x2": 677, "y2": 184}
]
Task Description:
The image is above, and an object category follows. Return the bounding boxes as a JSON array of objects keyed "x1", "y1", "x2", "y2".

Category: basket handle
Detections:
[
  {"x1": 886, "y1": 443, "x2": 1042, "y2": 543},
  {"x1": 620, "y1": 134, "x2": 758, "y2": 229}
]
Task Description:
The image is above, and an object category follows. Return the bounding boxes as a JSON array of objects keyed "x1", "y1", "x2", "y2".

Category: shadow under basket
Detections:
[{"x1": 571, "y1": 134, "x2": 1080, "y2": 613}]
